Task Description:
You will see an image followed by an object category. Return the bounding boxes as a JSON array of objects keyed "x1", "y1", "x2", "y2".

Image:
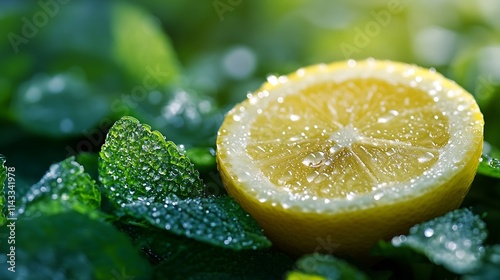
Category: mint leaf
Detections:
[
  {"x1": 0, "y1": 211, "x2": 151, "y2": 279},
  {"x1": 99, "y1": 117, "x2": 269, "y2": 250},
  {"x1": 390, "y1": 208, "x2": 487, "y2": 274},
  {"x1": 19, "y1": 157, "x2": 101, "y2": 217},
  {"x1": 463, "y1": 245, "x2": 500, "y2": 280},
  {"x1": 287, "y1": 253, "x2": 369, "y2": 280},
  {"x1": 117, "y1": 220, "x2": 287, "y2": 279},
  {"x1": 11, "y1": 71, "x2": 109, "y2": 137},
  {"x1": 0, "y1": 155, "x2": 6, "y2": 225},
  {"x1": 123, "y1": 195, "x2": 271, "y2": 250},
  {"x1": 115, "y1": 220, "x2": 193, "y2": 264},
  {"x1": 154, "y1": 243, "x2": 292, "y2": 279},
  {"x1": 478, "y1": 154, "x2": 500, "y2": 179},
  {"x1": 76, "y1": 152, "x2": 99, "y2": 182},
  {"x1": 112, "y1": 2, "x2": 181, "y2": 86},
  {"x1": 131, "y1": 86, "x2": 224, "y2": 148},
  {"x1": 99, "y1": 116, "x2": 204, "y2": 206},
  {"x1": 185, "y1": 147, "x2": 217, "y2": 173},
  {"x1": 371, "y1": 240, "x2": 429, "y2": 263}
]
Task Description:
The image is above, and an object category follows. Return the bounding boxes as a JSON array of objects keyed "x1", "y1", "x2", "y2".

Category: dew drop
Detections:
[
  {"x1": 290, "y1": 114, "x2": 300, "y2": 121},
  {"x1": 25, "y1": 86, "x2": 42, "y2": 103},
  {"x1": 223, "y1": 237, "x2": 233, "y2": 245},
  {"x1": 278, "y1": 172, "x2": 293, "y2": 185},
  {"x1": 418, "y1": 152, "x2": 435, "y2": 163},
  {"x1": 455, "y1": 249, "x2": 466, "y2": 259},
  {"x1": 391, "y1": 235, "x2": 407, "y2": 247},
  {"x1": 60, "y1": 118, "x2": 74, "y2": 133},
  {"x1": 377, "y1": 110, "x2": 399, "y2": 123},
  {"x1": 307, "y1": 171, "x2": 319, "y2": 183},
  {"x1": 302, "y1": 152, "x2": 325, "y2": 167},
  {"x1": 266, "y1": 75, "x2": 278, "y2": 85},
  {"x1": 313, "y1": 173, "x2": 327, "y2": 184},
  {"x1": 48, "y1": 76, "x2": 65, "y2": 93},
  {"x1": 424, "y1": 228, "x2": 434, "y2": 237},
  {"x1": 446, "y1": 241, "x2": 457, "y2": 251}
]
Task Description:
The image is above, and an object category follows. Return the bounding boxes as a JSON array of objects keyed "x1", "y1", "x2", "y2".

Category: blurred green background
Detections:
[{"x1": 1, "y1": 0, "x2": 500, "y2": 192}]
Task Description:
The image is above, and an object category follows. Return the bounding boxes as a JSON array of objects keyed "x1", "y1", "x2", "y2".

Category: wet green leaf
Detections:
[
  {"x1": 287, "y1": 253, "x2": 369, "y2": 280},
  {"x1": 0, "y1": 211, "x2": 151, "y2": 280},
  {"x1": 463, "y1": 245, "x2": 500, "y2": 280},
  {"x1": 19, "y1": 157, "x2": 101, "y2": 217},
  {"x1": 123, "y1": 195, "x2": 271, "y2": 251},
  {"x1": 478, "y1": 154, "x2": 500, "y2": 179},
  {"x1": 131, "y1": 86, "x2": 224, "y2": 148},
  {"x1": 389, "y1": 208, "x2": 487, "y2": 274},
  {"x1": 10, "y1": 71, "x2": 109, "y2": 137},
  {"x1": 99, "y1": 116, "x2": 204, "y2": 206}
]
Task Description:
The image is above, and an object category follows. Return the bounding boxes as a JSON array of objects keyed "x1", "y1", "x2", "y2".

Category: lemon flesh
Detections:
[{"x1": 216, "y1": 59, "x2": 484, "y2": 257}]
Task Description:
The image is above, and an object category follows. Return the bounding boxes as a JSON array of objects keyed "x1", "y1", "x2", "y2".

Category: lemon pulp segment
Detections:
[{"x1": 247, "y1": 78, "x2": 449, "y2": 199}]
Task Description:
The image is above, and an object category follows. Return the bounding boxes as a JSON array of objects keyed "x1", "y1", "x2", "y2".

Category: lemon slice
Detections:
[{"x1": 216, "y1": 59, "x2": 484, "y2": 257}]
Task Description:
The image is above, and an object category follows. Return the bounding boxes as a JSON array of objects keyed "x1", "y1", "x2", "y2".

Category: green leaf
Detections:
[
  {"x1": 0, "y1": 211, "x2": 151, "y2": 280},
  {"x1": 99, "y1": 116, "x2": 204, "y2": 206},
  {"x1": 115, "y1": 220, "x2": 193, "y2": 264},
  {"x1": 130, "y1": 86, "x2": 224, "y2": 148},
  {"x1": 478, "y1": 154, "x2": 500, "y2": 179},
  {"x1": 371, "y1": 240, "x2": 429, "y2": 263},
  {"x1": 389, "y1": 208, "x2": 487, "y2": 274},
  {"x1": 10, "y1": 71, "x2": 110, "y2": 137},
  {"x1": 76, "y1": 152, "x2": 99, "y2": 182},
  {"x1": 185, "y1": 147, "x2": 217, "y2": 173},
  {"x1": 371, "y1": 240, "x2": 452, "y2": 280},
  {"x1": 0, "y1": 155, "x2": 6, "y2": 225},
  {"x1": 154, "y1": 241, "x2": 292, "y2": 280},
  {"x1": 19, "y1": 157, "x2": 101, "y2": 217},
  {"x1": 463, "y1": 245, "x2": 500, "y2": 280},
  {"x1": 123, "y1": 195, "x2": 271, "y2": 250},
  {"x1": 117, "y1": 220, "x2": 286, "y2": 279},
  {"x1": 112, "y1": 1, "x2": 181, "y2": 86},
  {"x1": 99, "y1": 116, "x2": 269, "y2": 250},
  {"x1": 287, "y1": 253, "x2": 369, "y2": 280}
]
